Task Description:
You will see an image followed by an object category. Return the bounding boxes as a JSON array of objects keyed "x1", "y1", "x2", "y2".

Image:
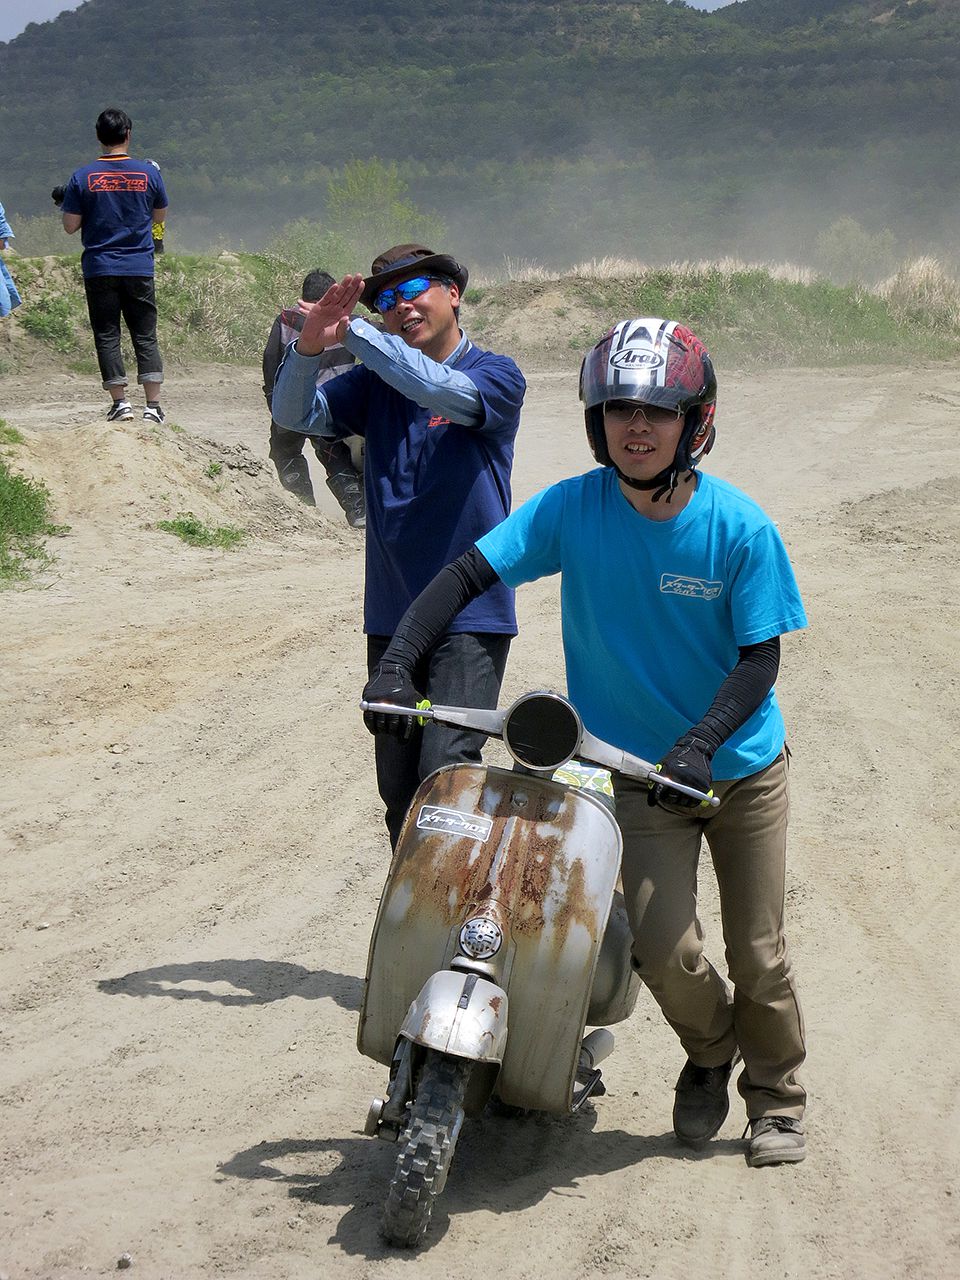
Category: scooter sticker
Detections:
[{"x1": 416, "y1": 805, "x2": 493, "y2": 842}]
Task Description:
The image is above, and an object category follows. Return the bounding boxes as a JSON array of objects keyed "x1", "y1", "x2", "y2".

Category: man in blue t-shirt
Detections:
[
  {"x1": 361, "y1": 317, "x2": 808, "y2": 1169},
  {"x1": 271, "y1": 244, "x2": 525, "y2": 847},
  {"x1": 61, "y1": 108, "x2": 169, "y2": 424}
]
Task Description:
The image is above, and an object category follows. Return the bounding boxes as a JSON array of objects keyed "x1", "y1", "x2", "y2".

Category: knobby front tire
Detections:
[{"x1": 381, "y1": 1051, "x2": 470, "y2": 1248}]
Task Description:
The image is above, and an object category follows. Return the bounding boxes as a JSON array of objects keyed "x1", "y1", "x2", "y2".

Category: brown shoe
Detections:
[
  {"x1": 746, "y1": 1115, "x2": 806, "y2": 1167},
  {"x1": 672, "y1": 1054, "x2": 739, "y2": 1147}
]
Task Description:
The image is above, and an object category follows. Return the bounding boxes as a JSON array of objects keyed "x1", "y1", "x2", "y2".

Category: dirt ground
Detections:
[{"x1": 1, "y1": 354, "x2": 959, "y2": 1280}]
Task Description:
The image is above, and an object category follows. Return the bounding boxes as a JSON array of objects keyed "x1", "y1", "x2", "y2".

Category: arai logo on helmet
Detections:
[{"x1": 611, "y1": 348, "x2": 664, "y2": 371}]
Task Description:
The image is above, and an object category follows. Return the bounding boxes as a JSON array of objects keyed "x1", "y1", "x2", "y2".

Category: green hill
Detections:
[
  {"x1": 1, "y1": 0, "x2": 958, "y2": 267},
  {"x1": 5, "y1": 251, "x2": 959, "y2": 372}
]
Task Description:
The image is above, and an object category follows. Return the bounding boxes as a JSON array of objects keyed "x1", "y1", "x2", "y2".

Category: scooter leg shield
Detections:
[
  {"x1": 586, "y1": 891, "x2": 641, "y2": 1026},
  {"x1": 399, "y1": 971, "x2": 508, "y2": 1064}
]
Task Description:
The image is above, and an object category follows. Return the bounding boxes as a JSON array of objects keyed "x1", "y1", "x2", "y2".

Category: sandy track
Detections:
[{"x1": 1, "y1": 360, "x2": 958, "y2": 1279}]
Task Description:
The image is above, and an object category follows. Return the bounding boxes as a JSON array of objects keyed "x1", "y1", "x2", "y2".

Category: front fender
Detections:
[{"x1": 399, "y1": 971, "x2": 508, "y2": 1064}]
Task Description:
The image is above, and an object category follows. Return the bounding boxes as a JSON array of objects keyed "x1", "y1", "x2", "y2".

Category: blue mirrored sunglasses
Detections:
[{"x1": 373, "y1": 275, "x2": 439, "y2": 314}]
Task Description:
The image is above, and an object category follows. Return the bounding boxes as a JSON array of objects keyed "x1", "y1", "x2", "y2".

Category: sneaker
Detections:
[
  {"x1": 673, "y1": 1053, "x2": 739, "y2": 1147},
  {"x1": 343, "y1": 492, "x2": 366, "y2": 529},
  {"x1": 106, "y1": 400, "x2": 134, "y2": 422},
  {"x1": 326, "y1": 471, "x2": 366, "y2": 529},
  {"x1": 745, "y1": 1115, "x2": 806, "y2": 1167},
  {"x1": 142, "y1": 403, "x2": 165, "y2": 424}
]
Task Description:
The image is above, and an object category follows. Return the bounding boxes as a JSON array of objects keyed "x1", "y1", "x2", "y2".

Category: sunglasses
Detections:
[
  {"x1": 373, "y1": 275, "x2": 441, "y2": 314},
  {"x1": 603, "y1": 400, "x2": 684, "y2": 428}
]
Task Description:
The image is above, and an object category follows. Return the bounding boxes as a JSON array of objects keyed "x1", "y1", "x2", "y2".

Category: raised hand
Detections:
[{"x1": 295, "y1": 274, "x2": 365, "y2": 355}]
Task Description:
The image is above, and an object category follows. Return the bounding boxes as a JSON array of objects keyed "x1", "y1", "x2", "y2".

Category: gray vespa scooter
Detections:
[{"x1": 357, "y1": 690, "x2": 717, "y2": 1247}]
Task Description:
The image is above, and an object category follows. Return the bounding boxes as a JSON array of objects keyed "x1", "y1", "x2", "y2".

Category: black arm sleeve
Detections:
[
  {"x1": 262, "y1": 318, "x2": 284, "y2": 409},
  {"x1": 378, "y1": 546, "x2": 501, "y2": 670},
  {"x1": 687, "y1": 636, "x2": 781, "y2": 754}
]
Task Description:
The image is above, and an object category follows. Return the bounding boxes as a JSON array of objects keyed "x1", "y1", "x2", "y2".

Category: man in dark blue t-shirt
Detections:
[
  {"x1": 272, "y1": 244, "x2": 526, "y2": 847},
  {"x1": 61, "y1": 107, "x2": 169, "y2": 424}
]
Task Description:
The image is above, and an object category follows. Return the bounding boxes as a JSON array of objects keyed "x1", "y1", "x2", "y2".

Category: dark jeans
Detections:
[
  {"x1": 269, "y1": 423, "x2": 355, "y2": 505},
  {"x1": 367, "y1": 631, "x2": 511, "y2": 849},
  {"x1": 83, "y1": 275, "x2": 163, "y2": 390}
]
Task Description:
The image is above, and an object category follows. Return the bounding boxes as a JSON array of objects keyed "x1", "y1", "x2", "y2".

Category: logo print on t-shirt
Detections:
[
  {"x1": 428, "y1": 415, "x2": 451, "y2": 428},
  {"x1": 660, "y1": 573, "x2": 723, "y2": 600},
  {"x1": 88, "y1": 171, "x2": 149, "y2": 193}
]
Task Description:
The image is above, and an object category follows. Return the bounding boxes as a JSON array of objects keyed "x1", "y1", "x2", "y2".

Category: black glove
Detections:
[
  {"x1": 51, "y1": 185, "x2": 66, "y2": 207},
  {"x1": 361, "y1": 662, "x2": 425, "y2": 740},
  {"x1": 648, "y1": 733, "x2": 714, "y2": 808}
]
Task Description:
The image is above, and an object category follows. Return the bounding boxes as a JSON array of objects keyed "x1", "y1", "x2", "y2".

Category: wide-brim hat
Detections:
[{"x1": 361, "y1": 243, "x2": 469, "y2": 310}]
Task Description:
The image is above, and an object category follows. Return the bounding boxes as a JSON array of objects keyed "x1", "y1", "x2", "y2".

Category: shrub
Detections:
[
  {"x1": 0, "y1": 459, "x2": 65, "y2": 582},
  {"x1": 875, "y1": 257, "x2": 960, "y2": 332},
  {"x1": 0, "y1": 421, "x2": 25, "y2": 446},
  {"x1": 815, "y1": 218, "x2": 898, "y2": 286},
  {"x1": 18, "y1": 293, "x2": 83, "y2": 352},
  {"x1": 264, "y1": 220, "x2": 356, "y2": 279}
]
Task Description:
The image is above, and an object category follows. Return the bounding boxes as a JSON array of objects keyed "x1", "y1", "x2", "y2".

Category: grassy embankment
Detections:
[
  {"x1": 467, "y1": 256, "x2": 960, "y2": 368},
  {"x1": 2, "y1": 250, "x2": 958, "y2": 582},
  {"x1": 6, "y1": 251, "x2": 301, "y2": 372},
  {"x1": 4, "y1": 250, "x2": 960, "y2": 371}
]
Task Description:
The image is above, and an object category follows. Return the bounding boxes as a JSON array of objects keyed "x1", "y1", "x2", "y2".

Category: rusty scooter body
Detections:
[{"x1": 356, "y1": 690, "x2": 717, "y2": 1247}]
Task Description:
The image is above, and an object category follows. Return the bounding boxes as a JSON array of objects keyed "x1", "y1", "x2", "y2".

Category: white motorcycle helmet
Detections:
[{"x1": 579, "y1": 317, "x2": 717, "y2": 501}]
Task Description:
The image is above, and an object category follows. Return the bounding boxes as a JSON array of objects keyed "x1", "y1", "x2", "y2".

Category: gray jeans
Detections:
[
  {"x1": 83, "y1": 274, "x2": 163, "y2": 389},
  {"x1": 615, "y1": 751, "x2": 806, "y2": 1119}
]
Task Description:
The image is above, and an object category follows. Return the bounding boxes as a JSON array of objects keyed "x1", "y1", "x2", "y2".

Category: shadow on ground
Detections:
[
  {"x1": 96, "y1": 958, "x2": 363, "y2": 1010},
  {"x1": 220, "y1": 1108, "x2": 746, "y2": 1258}
]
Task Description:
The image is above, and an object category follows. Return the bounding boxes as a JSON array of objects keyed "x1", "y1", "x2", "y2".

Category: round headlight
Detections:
[
  {"x1": 503, "y1": 691, "x2": 582, "y2": 772},
  {"x1": 459, "y1": 916, "x2": 503, "y2": 960}
]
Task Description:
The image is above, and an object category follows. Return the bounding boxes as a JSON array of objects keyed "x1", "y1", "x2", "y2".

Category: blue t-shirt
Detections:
[
  {"x1": 477, "y1": 468, "x2": 807, "y2": 780},
  {"x1": 61, "y1": 156, "x2": 168, "y2": 278},
  {"x1": 322, "y1": 344, "x2": 524, "y2": 635}
]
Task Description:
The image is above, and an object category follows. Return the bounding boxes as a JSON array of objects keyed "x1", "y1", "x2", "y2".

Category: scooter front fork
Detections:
[{"x1": 365, "y1": 1038, "x2": 415, "y2": 1142}]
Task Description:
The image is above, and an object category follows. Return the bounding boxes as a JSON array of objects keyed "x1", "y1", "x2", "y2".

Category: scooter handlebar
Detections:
[
  {"x1": 578, "y1": 729, "x2": 720, "y2": 807},
  {"x1": 359, "y1": 700, "x2": 506, "y2": 737},
  {"x1": 358, "y1": 699, "x2": 719, "y2": 808}
]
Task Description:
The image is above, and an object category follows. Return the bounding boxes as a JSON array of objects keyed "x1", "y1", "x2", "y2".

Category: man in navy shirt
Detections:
[
  {"x1": 272, "y1": 244, "x2": 525, "y2": 847},
  {"x1": 61, "y1": 108, "x2": 169, "y2": 424}
]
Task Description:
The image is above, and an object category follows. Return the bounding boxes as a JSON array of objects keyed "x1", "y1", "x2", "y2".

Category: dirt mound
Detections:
[
  {"x1": 13, "y1": 417, "x2": 349, "y2": 544},
  {"x1": 470, "y1": 283, "x2": 602, "y2": 365},
  {"x1": 839, "y1": 473, "x2": 960, "y2": 550}
]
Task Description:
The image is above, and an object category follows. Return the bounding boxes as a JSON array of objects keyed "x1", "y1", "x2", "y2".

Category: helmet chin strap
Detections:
[
  {"x1": 614, "y1": 462, "x2": 695, "y2": 503},
  {"x1": 609, "y1": 410, "x2": 705, "y2": 503}
]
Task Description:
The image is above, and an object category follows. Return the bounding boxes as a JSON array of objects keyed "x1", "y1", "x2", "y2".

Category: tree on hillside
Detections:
[
  {"x1": 326, "y1": 159, "x2": 446, "y2": 258},
  {"x1": 267, "y1": 158, "x2": 447, "y2": 274}
]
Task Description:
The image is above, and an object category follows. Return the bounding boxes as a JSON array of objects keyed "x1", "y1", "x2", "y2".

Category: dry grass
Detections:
[
  {"x1": 474, "y1": 255, "x2": 818, "y2": 287},
  {"x1": 875, "y1": 256, "x2": 960, "y2": 331}
]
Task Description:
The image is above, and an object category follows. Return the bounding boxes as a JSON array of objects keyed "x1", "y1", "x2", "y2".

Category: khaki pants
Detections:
[{"x1": 615, "y1": 752, "x2": 806, "y2": 1120}]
